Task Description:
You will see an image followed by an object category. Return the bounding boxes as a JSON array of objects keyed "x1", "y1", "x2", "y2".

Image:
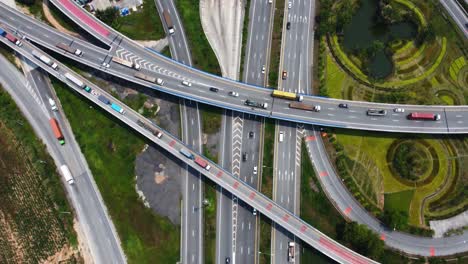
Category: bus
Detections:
[
  {"x1": 407, "y1": 112, "x2": 441, "y2": 121},
  {"x1": 163, "y1": 10, "x2": 175, "y2": 34},
  {"x1": 272, "y1": 90, "x2": 303, "y2": 101}
]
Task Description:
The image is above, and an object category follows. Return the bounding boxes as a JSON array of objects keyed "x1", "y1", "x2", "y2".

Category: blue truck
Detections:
[
  {"x1": 111, "y1": 103, "x2": 125, "y2": 114},
  {"x1": 179, "y1": 148, "x2": 194, "y2": 159},
  {"x1": 98, "y1": 95, "x2": 110, "y2": 105},
  {"x1": 0, "y1": 28, "x2": 6, "y2": 37}
]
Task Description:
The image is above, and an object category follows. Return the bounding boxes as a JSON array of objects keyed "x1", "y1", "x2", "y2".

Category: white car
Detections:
[
  {"x1": 182, "y1": 80, "x2": 192, "y2": 87},
  {"x1": 394, "y1": 108, "x2": 405, "y2": 113},
  {"x1": 229, "y1": 91, "x2": 239, "y2": 97},
  {"x1": 261, "y1": 65, "x2": 266, "y2": 74},
  {"x1": 252, "y1": 208, "x2": 257, "y2": 216},
  {"x1": 288, "y1": 1, "x2": 292, "y2": 9},
  {"x1": 102, "y1": 62, "x2": 110, "y2": 68},
  {"x1": 156, "y1": 78, "x2": 164, "y2": 85},
  {"x1": 48, "y1": 98, "x2": 58, "y2": 111},
  {"x1": 279, "y1": 131, "x2": 284, "y2": 142},
  {"x1": 253, "y1": 166, "x2": 258, "y2": 175}
]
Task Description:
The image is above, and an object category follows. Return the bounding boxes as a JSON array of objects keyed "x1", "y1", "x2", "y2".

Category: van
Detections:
[
  {"x1": 279, "y1": 131, "x2": 284, "y2": 142},
  {"x1": 182, "y1": 80, "x2": 192, "y2": 87},
  {"x1": 48, "y1": 98, "x2": 58, "y2": 111}
]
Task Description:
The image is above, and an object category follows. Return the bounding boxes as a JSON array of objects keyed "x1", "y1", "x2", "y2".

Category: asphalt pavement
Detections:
[
  {"x1": 439, "y1": 0, "x2": 468, "y2": 39},
  {"x1": 0, "y1": 55, "x2": 126, "y2": 264},
  {"x1": 271, "y1": 0, "x2": 315, "y2": 263},
  {"x1": 154, "y1": 1, "x2": 204, "y2": 263},
  {"x1": 214, "y1": 1, "x2": 275, "y2": 263},
  {"x1": 1, "y1": 2, "x2": 466, "y2": 134},
  {"x1": 1, "y1": 35, "x2": 381, "y2": 264}
]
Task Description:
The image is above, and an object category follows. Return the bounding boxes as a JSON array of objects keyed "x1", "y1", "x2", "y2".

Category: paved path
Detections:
[
  {"x1": 200, "y1": 0, "x2": 244, "y2": 79},
  {"x1": 430, "y1": 210, "x2": 468, "y2": 238}
]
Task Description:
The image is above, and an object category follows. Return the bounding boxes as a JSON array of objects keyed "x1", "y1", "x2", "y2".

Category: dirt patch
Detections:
[
  {"x1": 42, "y1": 1, "x2": 80, "y2": 37},
  {"x1": 155, "y1": 174, "x2": 167, "y2": 184}
]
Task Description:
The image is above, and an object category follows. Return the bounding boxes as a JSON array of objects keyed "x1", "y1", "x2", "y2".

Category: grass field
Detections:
[
  {"x1": 203, "y1": 178, "x2": 217, "y2": 264},
  {"x1": 0, "y1": 86, "x2": 78, "y2": 263},
  {"x1": 261, "y1": 119, "x2": 275, "y2": 199},
  {"x1": 384, "y1": 190, "x2": 414, "y2": 213},
  {"x1": 118, "y1": 0, "x2": 165, "y2": 40},
  {"x1": 325, "y1": 54, "x2": 347, "y2": 99},
  {"x1": 325, "y1": 0, "x2": 467, "y2": 105},
  {"x1": 175, "y1": 0, "x2": 221, "y2": 75},
  {"x1": 268, "y1": 0, "x2": 285, "y2": 87},
  {"x1": 53, "y1": 79, "x2": 180, "y2": 263},
  {"x1": 332, "y1": 129, "x2": 457, "y2": 227}
]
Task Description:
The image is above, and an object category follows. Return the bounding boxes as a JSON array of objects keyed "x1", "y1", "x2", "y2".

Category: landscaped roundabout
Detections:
[{"x1": 315, "y1": 0, "x2": 468, "y2": 242}]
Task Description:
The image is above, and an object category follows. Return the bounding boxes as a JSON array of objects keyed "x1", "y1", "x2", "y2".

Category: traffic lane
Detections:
[
  {"x1": 439, "y1": 0, "x2": 468, "y2": 39},
  {"x1": 2, "y1": 1, "x2": 466, "y2": 116},
  {"x1": 6, "y1": 38, "x2": 377, "y2": 264},
  {"x1": 4, "y1": 32, "x2": 464, "y2": 136},
  {"x1": 244, "y1": 0, "x2": 272, "y2": 85},
  {"x1": 235, "y1": 202, "x2": 256, "y2": 263},
  {"x1": 307, "y1": 128, "x2": 468, "y2": 257},
  {"x1": 216, "y1": 110, "x2": 234, "y2": 264},
  {"x1": 0, "y1": 59, "x2": 124, "y2": 263},
  {"x1": 272, "y1": 101, "x2": 459, "y2": 133},
  {"x1": 234, "y1": 116, "x2": 262, "y2": 264},
  {"x1": 1, "y1": 10, "x2": 468, "y2": 132},
  {"x1": 155, "y1": 0, "x2": 191, "y2": 65}
]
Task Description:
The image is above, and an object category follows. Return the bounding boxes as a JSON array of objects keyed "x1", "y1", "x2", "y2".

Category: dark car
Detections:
[
  {"x1": 225, "y1": 257, "x2": 230, "y2": 263},
  {"x1": 249, "y1": 131, "x2": 255, "y2": 138},
  {"x1": 282, "y1": 70, "x2": 288, "y2": 80},
  {"x1": 242, "y1": 152, "x2": 248, "y2": 161},
  {"x1": 338, "y1": 103, "x2": 348, "y2": 108},
  {"x1": 209, "y1": 87, "x2": 219, "y2": 92},
  {"x1": 286, "y1": 22, "x2": 291, "y2": 30}
]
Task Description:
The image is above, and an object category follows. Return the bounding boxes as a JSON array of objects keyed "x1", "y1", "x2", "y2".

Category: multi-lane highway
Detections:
[
  {"x1": 0, "y1": 55, "x2": 126, "y2": 263},
  {"x1": 154, "y1": 2, "x2": 204, "y2": 263},
  {"x1": 0, "y1": 31, "x2": 380, "y2": 264},
  {"x1": 271, "y1": 0, "x2": 315, "y2": 263},
  {"x1": 304, "y1": 127, "x2": 468, "y2": 257},
  {"x1": 0, "y1": 1, "x2": 467, "y2": 134},
  {"x1": 215, "y1": 0, "x2": 275, "y2": 263}
]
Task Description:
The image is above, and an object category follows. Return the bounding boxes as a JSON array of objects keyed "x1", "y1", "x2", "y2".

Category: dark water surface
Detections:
[{"x1": 342, "y1": 0, "x2": 417, "y2": 78}]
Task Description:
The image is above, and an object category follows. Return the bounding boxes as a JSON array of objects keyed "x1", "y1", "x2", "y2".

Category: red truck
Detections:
[
  {"x1": 5, "y1": 33, "x2": 22, "y2": 46},
  {"x1": 194, "y1": 156, "x2": 211, "y2": 171},
  {"x1": 49, "y1": 118, "x2": 65, "y2": 145},
  {"x1": 407, "y1": 112, "x2": 441, "y2": 121}
]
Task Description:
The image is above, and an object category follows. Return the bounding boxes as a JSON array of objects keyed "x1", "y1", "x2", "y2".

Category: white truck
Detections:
[
  {"x1": 112, "y1": 56, "x2": 141, "y2": 70},
  {"x1": 32, "y1": 50, "x2": 58, "y2": 70},
  {"x1": 65, "y1": 72, "x2": 85, "y2": 88},
  {"x1": 288, "y1": 242, "x2": 295, "y2": 262},
  {"x1": 60, "y1": 165, "x2": 75, "y2": 185}
]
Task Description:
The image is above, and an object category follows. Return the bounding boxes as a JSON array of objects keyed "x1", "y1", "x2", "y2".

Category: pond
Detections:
[{"x1": 342, "y1": 0, "x2": 418, "y2": 79}]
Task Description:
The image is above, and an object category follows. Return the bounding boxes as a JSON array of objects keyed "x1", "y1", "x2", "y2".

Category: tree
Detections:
[
  {"x1": 16, "y1": 0, "x2": 35, "y2": 5},
  {"x1": 95, "y1": 7, "x2": 120, "y2": 28},
  {"x1": 338, "y1": 222, "x2": 385, "y2": 260},
  {"x1": 380, "y1": 209, "x2": 408, "y2": 230}
]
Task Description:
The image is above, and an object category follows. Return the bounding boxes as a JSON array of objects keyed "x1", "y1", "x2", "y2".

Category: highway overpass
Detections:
[
  {"x1": 0, "y1": 2, "x2": 467, "y2": 134},
  {"x1": 0, "y1": 32, "x2": 378, "y2": 264}
]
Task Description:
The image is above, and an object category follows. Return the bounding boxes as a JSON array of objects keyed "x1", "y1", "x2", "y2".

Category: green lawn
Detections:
[
  {"x1": 268, "y1": 0, "x2": 285, "y2": 87},
  {"x1": 261, "y1": 119, "x2": 275, "y2": 198},
  {"x1": 118, "y1": 0, "x2": 165, "y2": 40},
  {"x1": 326, "y1": 54, "x2": 347, "y2": 99},
  {"x1": 384, "y1": 190, "x2": 414, "y2": 213},
  {"x1": 203, "y1": 179, "x2": 217, "y2": 264},
  {"x1": 0, "y1": 86, "x2": 78, "y2": 262},
  {"x1": 175, "y1": 0, "x2": 221, "y2": 75},
  {"x1": 53, "y1": 79, "x2": 180, "y2": 263}
]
